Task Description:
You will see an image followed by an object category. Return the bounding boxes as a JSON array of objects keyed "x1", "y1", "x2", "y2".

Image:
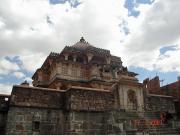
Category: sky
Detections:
[{"x1": 0, "y1": 0, "x2": 180, "y2": 94}]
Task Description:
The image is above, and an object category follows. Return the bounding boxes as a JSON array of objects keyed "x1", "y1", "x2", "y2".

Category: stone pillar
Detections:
[
  {"x1": 87, "y1": 53, "x2": 93, "y2": 63},
  {"x1": 115, "y1": 70, "x2": 118, "y2": 78},
  {"x1": 73, "y1": 56, "x2": 77, "y2": 62},
  {"x1": 106, "y1": 56, "x2": 111, "y2": 64},
  {"x1": 112, "y1": 69, "x2": 118, "y2": 79},
  {"x1": 137, "y1": 88, "x2": 144, "y2": 112},
  {"x1": 64, "y1": 54, "x2": 69, "y2": 60}
]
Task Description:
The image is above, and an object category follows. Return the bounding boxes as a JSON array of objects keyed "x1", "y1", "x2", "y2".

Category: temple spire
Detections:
[{"x1": 80, "y1": 37, "x2": 85, "y2": 42}]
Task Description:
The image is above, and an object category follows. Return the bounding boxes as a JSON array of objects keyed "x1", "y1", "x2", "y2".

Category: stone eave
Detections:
[
  {"x1": 67, "y1": 86, "x2": 111, "y2": 93},
  {"x1": 10, "y1": 104, "x2": 62, "y2": 110},
  {"x1": 10, "y1": 104, "x2": 63, "y2": 110},
  {"x1": 12, "y1": 85, "x2": 66, "y2": 93},
  {"x1": 147, "y1": 94, "x2": 173, "y2": 98},
  {"x1": 118, "y1": 79, "x2": 142, "y2": 87},
  {"x1": 48, "y1": 75, "x2": 115, "y2": 86},
  {"x1": 89, "y1": 79, "x2": 116, "y2": 84},
  {"x1": 128, "y1": 71, "x2": 138, "y2": 76},
  {"x1": 0, "y1": 94, "x2": 11, "y2": 97},
  {"x1": 47, "y1": 75, "x2": 89, "y2": 86}
]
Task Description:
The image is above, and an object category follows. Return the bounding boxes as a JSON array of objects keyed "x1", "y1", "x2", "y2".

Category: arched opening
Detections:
[
  {"x1": 76, "y1": 56, "x2": 84, "y2": 63},
  {"x1": 68, "y1": 55, "x2": 73, "y2": 61},
  {"x1": 127, "y1": 90, "x2": 137, "y2": 110}
]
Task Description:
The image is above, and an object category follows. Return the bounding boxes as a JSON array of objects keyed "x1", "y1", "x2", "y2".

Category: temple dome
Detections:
[
  {"x1": 62, "y1": 37, "x2": 110, "y2": 56},
  {"x1": 72, "y1": 37, "x2": 93, "y2": 50}
]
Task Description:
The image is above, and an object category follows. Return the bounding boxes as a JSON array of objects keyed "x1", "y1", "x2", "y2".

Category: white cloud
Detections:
[
  {"x1": 155, "y1": 47, "x2": 180, "y2": 72},
  {"x1": 0, "y1": 0, "x2": 180, "y2": 79},
  {"x1": 0, "y1": 57, "x2": 20, "y2": 75},
  {"x1": 25, "y1": 77, "x2": 32, "y2": 81},
  {"x1": 0, "y1": 83, "x2": 12, "y2": 94},
  {"x1": 117, "y1": 0, "x2": 180, "y2": 73},
  {"x1": 24, "y1": 77, "x2": 33, "y2": 85},
  {"x1": 0, "y1": 0, "x2": 127, "y2": 73},
  {"x1": 13, "y1": 71, "x2": 25, "y2": 79},
  {"x1": 19, "y1": 52, "x2": 46, "y2": 72}
]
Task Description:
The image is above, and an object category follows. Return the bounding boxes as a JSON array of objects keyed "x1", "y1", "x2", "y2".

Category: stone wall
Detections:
[
  {"x1": 6, "y1": 85, "x2": 116, "y2": 135},
  {"x1": 64, "y1": 110, "x2": 180, "y2": 135},
  {"x1": 0, "y1": 113, "x2": 7, "y2": 135},
  {"x1": 6, "y1": 107, "x2": 64, "y2": 135},
  {"x1": 5, "y1": 108, "x2": 142, "y2": 135},
  {"x1": 161, "y1": 81, "x2": 180, "y2": 100},
  {"x1": 10, "y1": 85, "x2": 64, "y2": 109},
  {"x1": 64, "y1": 111, "x2": 107, "y2": 135},
  {"x1": 4, "y1": 85, "x2": 180, "y2": 135},
  {"x1": 144, "y1": 76, "x2": 161, "y2": 94},
  {"x1": 146, "y1": 95, "x2": 175, "y2": 113},
  {"x1": 6, "y1": 86, "x2": 66, "y2": 135},
  {"x1": 65, "y1": 88, "x2": 114, "y2": 111}
]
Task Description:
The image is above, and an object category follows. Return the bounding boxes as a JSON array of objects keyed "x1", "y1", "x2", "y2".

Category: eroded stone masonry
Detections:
[{"x1": 0, "y1": 37, "x2": 180, "y2": 135}]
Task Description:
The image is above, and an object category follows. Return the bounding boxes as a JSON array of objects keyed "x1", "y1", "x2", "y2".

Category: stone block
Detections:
[
  {"x1": 16, "y1": 124, "x2": 24, "y2": 130},
  {"x1": 15, "y1": 115, "x2": 24, "y2": 122},
  {"x1": 24, "y1": 123, "x2": 32, "y2": 131},
  {"x1": 25, "y1": 115, "x2": 32, "y2": 121}
]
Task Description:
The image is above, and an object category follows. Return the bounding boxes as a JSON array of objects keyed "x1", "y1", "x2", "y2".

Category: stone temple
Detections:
[{"x1": 0, "y1": 37, "x2": 180, "y2": 135}]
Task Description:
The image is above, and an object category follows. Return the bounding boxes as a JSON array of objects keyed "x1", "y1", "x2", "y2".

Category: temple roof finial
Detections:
[
  {"x1": 21, "y1": 80, "x2": 29, "y2": 86},
  {"x1": 80, "y1": 37, "x2": 85, "y2": 42}
]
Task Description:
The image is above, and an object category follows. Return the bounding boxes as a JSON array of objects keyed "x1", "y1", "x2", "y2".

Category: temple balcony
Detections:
[
  {"x1": 101, "y1": 72, "x2": 112, "y2": 81},
  {"x1": 51, "y1": 73, "x2": 89, "y2": 82}
]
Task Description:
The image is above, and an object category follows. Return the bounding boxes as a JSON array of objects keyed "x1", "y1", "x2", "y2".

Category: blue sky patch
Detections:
[
  {"x1": 49, "y1": 0, "x2": 66, "y2": 5},
  {"x1": 5, "y1": 56, "x2": 22, "y2": 66},
  {"x1": 129, "y1": 66, "x2": 179, "y2": 86},
  {"x1": 0, "y1": 56, "x2": 32, "y2": 85},
  {"x1": 0, "y1": 74, "x2": 22, "y2": 84},
  {"x1": 136, "y1": 0, "x2": 155, "y2": 4},
  {"x1": 160, "y1": 45, "x2": 177, "y2": 55},
  {"x1": 124, "y1": 0, "x2": 155, "y2": 17},
  {"x1": 49, "y1": 0, "x2": 81, "y2": 8}
]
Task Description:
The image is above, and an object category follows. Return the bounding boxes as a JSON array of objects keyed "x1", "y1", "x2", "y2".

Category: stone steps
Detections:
[
  {"x1": 149, "y1": 128, "x2": 180, "y2": 135},
  {"x1": 126, "y1": 118, "x2": 180, "y2": 134},
  {"x1": 126, "y1": 128, "x2": 180, "y2": 135},
  {"x1": 127, "y1": 126, "x2": 180, "y2": 135},
  {"x1": 108, "y1": 111, "x2": 180, "y2": 135}
]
